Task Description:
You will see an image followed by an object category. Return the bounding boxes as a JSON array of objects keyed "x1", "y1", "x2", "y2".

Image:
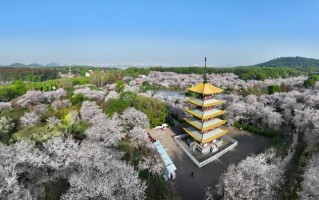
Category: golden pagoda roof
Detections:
[{"x1": 188, "y1": 83, "x2": 223, "y2": 95}]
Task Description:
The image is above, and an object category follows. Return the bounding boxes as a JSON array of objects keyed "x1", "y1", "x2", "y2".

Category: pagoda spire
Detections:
[{"x1": 203, "y1": 57, "x2": 208, "y2": 83}]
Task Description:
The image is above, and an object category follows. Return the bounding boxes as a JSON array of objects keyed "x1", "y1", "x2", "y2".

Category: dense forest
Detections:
[
  {"x1": 0, "y1": 67, "x2": 58, "y2": 82},
  {"x1": 253, "y1": 56, "x2": 319, "y2": 69}
]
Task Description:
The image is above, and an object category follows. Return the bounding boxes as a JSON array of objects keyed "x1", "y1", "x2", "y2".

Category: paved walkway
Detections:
[{"x1": 149, "y1": 126, "x2": 271, "y2": 200}]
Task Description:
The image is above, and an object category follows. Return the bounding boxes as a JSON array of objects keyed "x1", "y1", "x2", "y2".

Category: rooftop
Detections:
[{"x1": 188, "y1": 83, "x2": 223, "y2": 95}]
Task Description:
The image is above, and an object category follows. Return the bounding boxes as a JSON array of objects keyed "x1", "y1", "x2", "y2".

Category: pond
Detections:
[{"x1": 150, "y1": 90, "x2": 186, "y2": 98}]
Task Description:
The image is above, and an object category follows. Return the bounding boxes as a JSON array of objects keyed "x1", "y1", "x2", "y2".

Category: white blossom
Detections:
[
  {"x1": 0, "y1": 102, "x2": 12, "y2": 110},
  {"x1": 20, "y1": 112, "x2": 40, "y2": 127},
  {"x1": 46, "y1": 117, "x2": 61, "y2": 127},
  {"x1": 299, "y1": 152, "x2": 319, "y2": 199},
  {"x1": 0, "y1": 117, "x2": 15, "y2": 137},
  {"x1": 217, "y1": 150, "x2": 284, "y2": 200},
  {"x1": 121, "y1": 107, "x2": 149, "y2": 129},
  {"x1": 74, "y1": 87, "x2": 106, "y2": 100}
]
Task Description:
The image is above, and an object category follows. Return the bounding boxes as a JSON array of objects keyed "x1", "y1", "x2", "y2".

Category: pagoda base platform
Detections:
[{"x1": 174, "y1": 134, "x2": 238, "y2": 168}]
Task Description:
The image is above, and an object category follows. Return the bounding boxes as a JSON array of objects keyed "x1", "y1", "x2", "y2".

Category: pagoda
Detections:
[{"x1": 183, "y1": 58, "x2": 228, "y2": 154}]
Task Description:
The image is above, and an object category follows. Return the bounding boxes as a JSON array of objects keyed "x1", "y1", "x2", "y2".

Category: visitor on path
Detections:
[{"x1": 191, "y1": 171, "x2": 194, "y2": 177}]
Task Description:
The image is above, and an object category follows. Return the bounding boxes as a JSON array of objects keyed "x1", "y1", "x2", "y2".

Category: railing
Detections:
[
  {"x1": 174, "y1": 134, "x2": 201, "y2": 167},
  {"x1": 174, "y1": 134, "x2": 238, "y2": 168},
  {"x1": 199, "y1": 137, "x2": 238, "y2": 167}
]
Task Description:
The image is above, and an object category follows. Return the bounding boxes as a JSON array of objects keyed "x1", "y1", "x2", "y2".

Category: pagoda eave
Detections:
[
  {"x1": 184, "y1": 117, "x2": 227, "y2": 131},
  {"x1": 187, "y1": 98, "x2": 224, "y2": 108},
  {"x1": 183, "y1": 127, "x2": 228, "y2": 143},
  {"x1": 186, "y1": 109, "x2": 226, "y2": 120}
]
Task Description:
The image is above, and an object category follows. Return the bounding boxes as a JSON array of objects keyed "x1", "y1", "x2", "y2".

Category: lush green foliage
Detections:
[
  {"x1": 115, "y1": 80, "x2": 125, "y2": 93},
  {"x1": 0, "y1": 67, "x2": 58, "y2": 82},
  {"x1": 268, "y1": 85, "x2": 282, "y2": 94},
  {"x1": 253, "y1": 56, "x2": 319, "y2": 68},
  {"x1": 13, "y1": 125, "x2": 64, "y2": 142},
  {"x1": 304, "y1": 74, "x2": 319, "y2": 87},
  {"x1": 70, "y1": 94, "x2": 89, "y2": 105},
  {"x1": 234, "y1": 121, "x2": 277, "y2": 138},
  {"x1": 0, "y1": 81, "x2": 28, "y2": 101},
  {"x1": 124, "y1": 67, "x2": 151, "y2": 78},
  {"x1": 240, "y1": 83, "x2": 292, "y2": 96},
  {"x1": 104, "y1": 92, "x2": 168, "y2": 127},
  {"x1": 0, "y1": 77, "x2": 91, "y2": 101},
  {"x1": 68, "y1": 120, "x2": 90, "y2": 140}
]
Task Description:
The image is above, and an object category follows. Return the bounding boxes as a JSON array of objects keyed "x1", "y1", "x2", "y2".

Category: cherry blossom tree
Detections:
[
  {"x1": 80, "y1": 101, "x2": 105, "y2": 123},
  {"x1": 51, "y1": 99, "x2": 71, "y2": 110},
  {"x1": 121, "y1": 107, "x2": 150, "y2": 129},
  {"x1": 128, "y1": 127, "x2": 150, "y2": 147},
  {"x1": 74, "y1": 87, "x2": 106, "y2": 100},
  {"x1": 146, "y1": 71, "x2": 306, "y2": 91},
  {"x1": 19, "y1": 112, "x2": 40, "y2": 127},
  {"x1": 217, "y1": 150, "x2": 284, "y2": 200},
  {"x1": 299, "y1": 152, "x2": 319, "y2": 199},
  {"x1": 0, "y1": 102, "x2": 12, "y2": 110},
  {"x1": 32, "y1": 104, "x2": 48, "y2": 114},
  {"x1": 43, "y1": 88, "x2": 67, "y2": 103},
  {"x1": 203, "y1": 186, "x2": 214, "y2": 200},
  {"x1": 138, "y1": 155, "x2": 164, "y2": 176},
  {"x1": 15, "y1": 91, "x2": 45, "y2": 107},
  {"x1": 46, "y1": 117, "x2": 61, "y2": 127},
  {"x1": 0, "y1": 133, "x2": 146, "y2": 200},
  {"x1": 0, "y1": 117, "x2": 15, "y2": 139}
]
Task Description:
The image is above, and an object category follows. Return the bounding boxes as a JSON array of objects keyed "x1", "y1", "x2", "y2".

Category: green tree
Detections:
[
  {"x1": 268, "y1": 85, "x2": 282, "y2": 94},
  {"x1": 115, "y1": 80, "x2": 126, "y2": 93},
  {"x1": 12, "y1": 80, "x2": 27, "y2": 96}
]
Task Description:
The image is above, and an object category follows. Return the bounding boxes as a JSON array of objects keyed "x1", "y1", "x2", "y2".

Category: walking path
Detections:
[{"x1": 281, "y1": 132, "x2": 299, "y2": 167}]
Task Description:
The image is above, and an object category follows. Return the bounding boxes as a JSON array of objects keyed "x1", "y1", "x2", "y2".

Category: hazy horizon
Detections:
[{"x1": 1, "y1": 0, "x2": 319, "y2": 66}]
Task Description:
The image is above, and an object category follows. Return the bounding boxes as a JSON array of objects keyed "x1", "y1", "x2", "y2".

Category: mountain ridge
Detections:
[{"x1": 252, "y1": 56, "x2": 319, "y2": 68}]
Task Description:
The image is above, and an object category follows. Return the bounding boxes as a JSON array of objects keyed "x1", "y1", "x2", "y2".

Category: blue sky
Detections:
[{"x1": 0, "y1": 0, "x2": 319, "y2": 66}]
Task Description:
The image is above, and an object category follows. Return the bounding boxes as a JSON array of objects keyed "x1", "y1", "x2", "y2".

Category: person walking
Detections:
[{"x1": 191, "y1": 171, "x2": 194, "y2": 177}]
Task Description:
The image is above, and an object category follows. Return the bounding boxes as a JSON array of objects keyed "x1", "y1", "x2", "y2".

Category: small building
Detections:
[{"x1": 85, "y1": 70, "x2": 94, "y2": 77}]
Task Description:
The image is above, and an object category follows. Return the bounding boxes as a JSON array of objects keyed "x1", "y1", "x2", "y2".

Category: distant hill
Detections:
[
  {"x1": 253, "y1": 56, "x2": 319, "y2": 68},
  {"x1": 46, "y1": 62, "x2": 61, "y2": 67},
  {"x1": 8, "y1": 63, "x2": 26, "y2": 67},
  {"x1": 27, "y1": 63, "x2": 44, "y2": 67}
]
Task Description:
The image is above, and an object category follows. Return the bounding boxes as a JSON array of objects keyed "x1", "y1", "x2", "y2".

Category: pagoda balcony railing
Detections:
[
  {"x1": 184, "y1": 117, "x2": 227, "y2": 131},
  {"x1": 183, "y1": 126, "x2": 228, "y2": 143},
  {"x1": 185, "y1": 108, "x2": 225, "y2": 120},
  {"x1": 187, "y1": 98, "x2": 224, "y2": 108}
]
